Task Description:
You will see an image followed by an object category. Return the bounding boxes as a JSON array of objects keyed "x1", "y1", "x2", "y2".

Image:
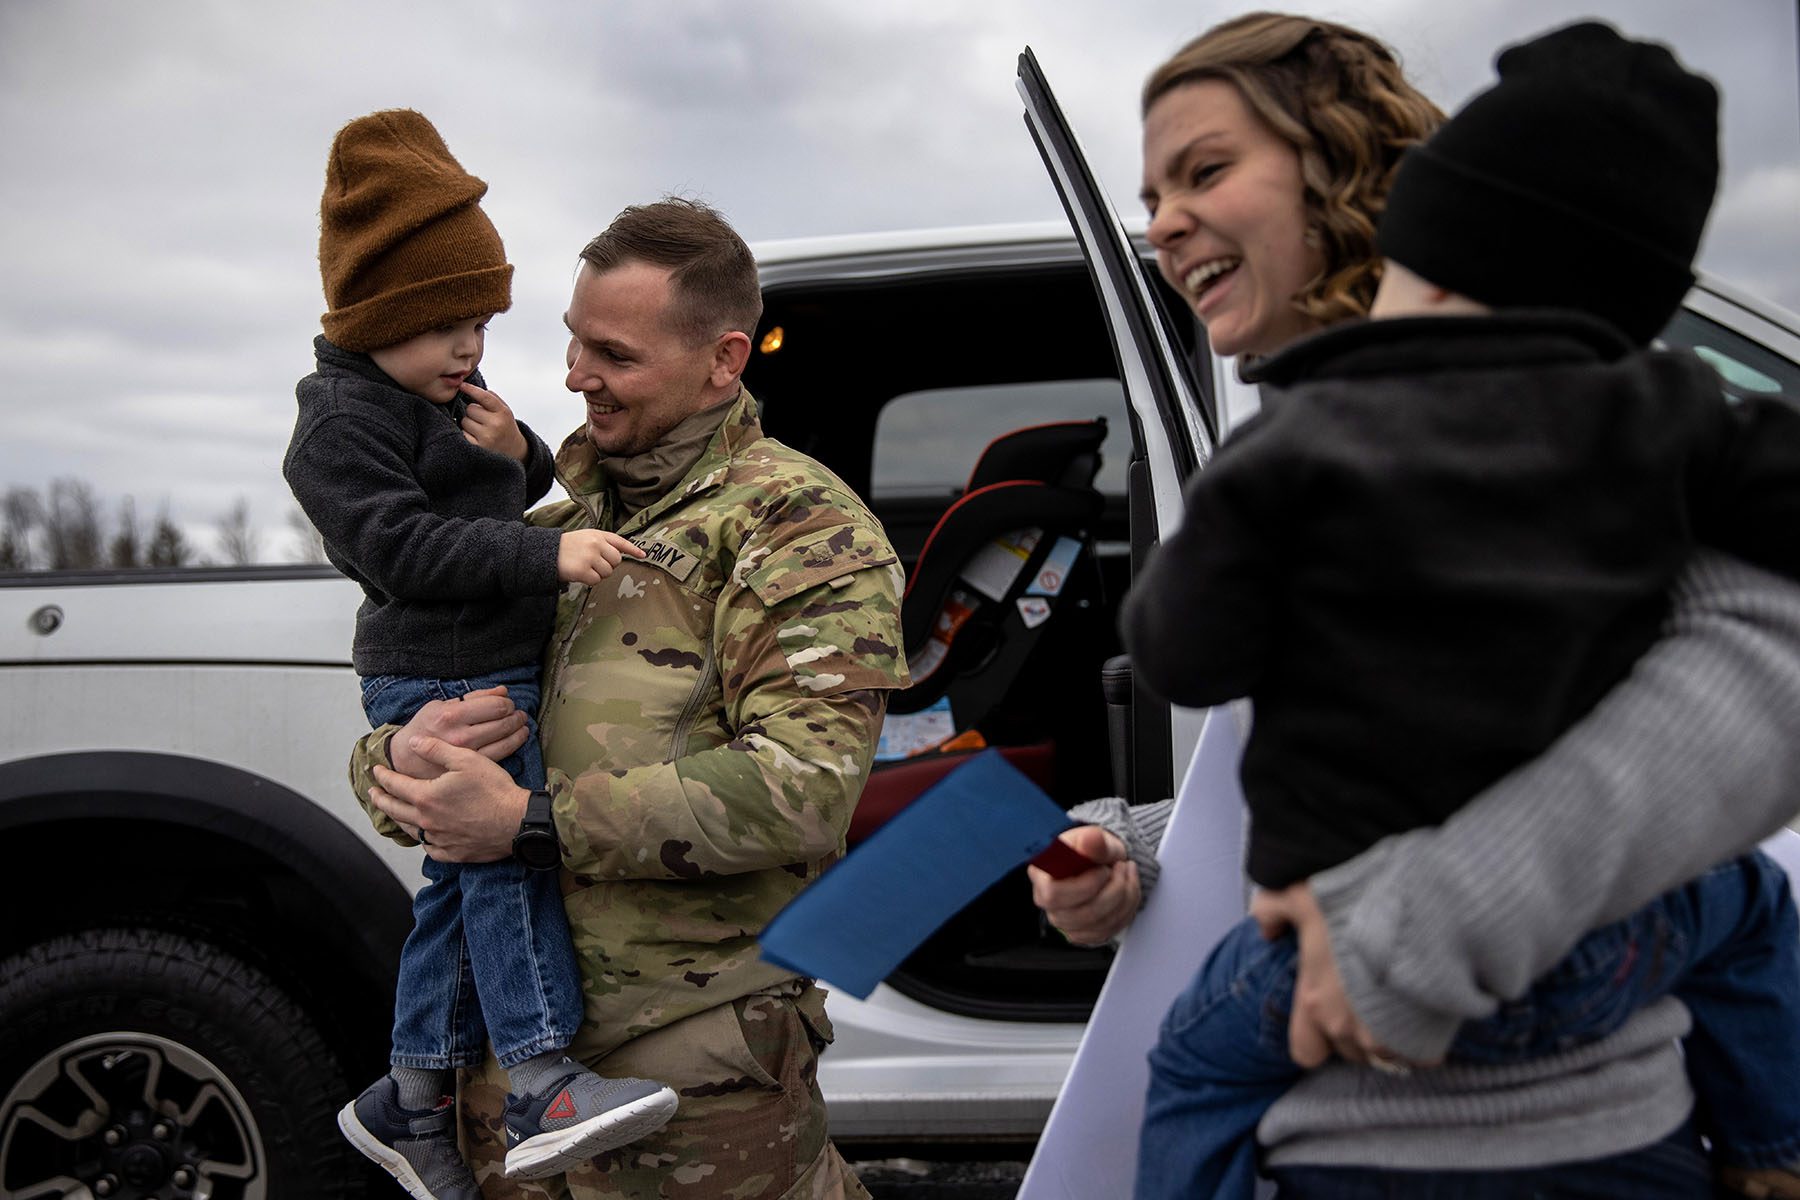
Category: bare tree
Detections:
[
  {"x1": 108, "y1": 497, "x2": 142, "y2": 568},
  {"x1": 45, "y1": 478, "x2": 103, "y2": 570},
  {"x1": 215, "y1": 498, "x2": 260, "y2": 566},
  {"x1": 0, "y1": 485, "x2": 40, "y2": 570},
  {"x1": 146, "y1": 507, "x2": 193, "y2": 568},
  {"x1": 287, "y1": 505, "x2": 328, "y2": 565}
]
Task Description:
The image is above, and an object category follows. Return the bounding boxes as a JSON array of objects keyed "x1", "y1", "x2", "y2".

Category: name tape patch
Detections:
[{"x1": 636, "y1": 539, "x2": 699, "y2": 582}]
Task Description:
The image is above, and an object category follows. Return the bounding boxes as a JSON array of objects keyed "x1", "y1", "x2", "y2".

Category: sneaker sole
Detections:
[
  {"x1": 337, "y1": 1100, "x2": 450, "y2": 1200},
  {"x1": 503, "y1": 1085, "x2": 680, "y2": 1180}
]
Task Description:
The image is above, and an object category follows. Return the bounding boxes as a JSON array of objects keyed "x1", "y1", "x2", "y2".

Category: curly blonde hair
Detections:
[{"x1": 1144, "y1": 12, "x2": 1444, "y2": 326}]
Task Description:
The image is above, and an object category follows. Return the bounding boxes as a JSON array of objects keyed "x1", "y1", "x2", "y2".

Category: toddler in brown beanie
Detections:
[
  {"x1": 283, "y1": 110, "x2": 676, "y2": 1199},
  {"x1": 1124, "y1": 22, "x2": 1800, "y2": 1200}
]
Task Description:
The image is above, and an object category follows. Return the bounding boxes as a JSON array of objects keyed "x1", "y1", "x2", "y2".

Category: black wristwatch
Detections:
[{"x1": 512, "y1": 789, "x2": 561, "y2": 871}]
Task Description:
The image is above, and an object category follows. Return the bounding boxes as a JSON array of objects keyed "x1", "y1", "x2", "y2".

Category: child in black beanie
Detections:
[{"x1": 1125, "y1": 21, "x2": 1800, "y2": 1200}]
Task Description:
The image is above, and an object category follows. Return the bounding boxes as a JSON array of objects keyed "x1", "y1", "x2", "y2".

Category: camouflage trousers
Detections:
[{"x1": 456, "y1": 986, "x2": 872, "y2": 1200}]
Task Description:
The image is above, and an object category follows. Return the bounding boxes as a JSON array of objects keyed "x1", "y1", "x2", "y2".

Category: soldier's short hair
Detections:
[{"x1": 580, "y1": 198, "x2": 763, "y2": 346}]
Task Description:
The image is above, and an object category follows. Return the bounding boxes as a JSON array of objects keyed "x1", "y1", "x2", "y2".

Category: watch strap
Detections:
[{"x1": 513, "y1": 789, "x2": 561, "y2": 870}]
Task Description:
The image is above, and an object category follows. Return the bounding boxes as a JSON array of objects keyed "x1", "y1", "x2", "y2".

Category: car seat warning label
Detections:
[
  {"x1": 961, "y1": 528, "x2": 1042, "y2": 602},
  {"x1": 1025, "y1": 536, "x2": 1081, "y2": 597}
]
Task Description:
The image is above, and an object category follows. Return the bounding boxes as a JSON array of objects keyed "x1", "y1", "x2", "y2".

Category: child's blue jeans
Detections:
[
  {"x1": 1137, "y1": 851, "x2": 1800, "y2": 1199},
  {"x1": 362, "y1": 664, "x2": 585, "y2": 1071}
]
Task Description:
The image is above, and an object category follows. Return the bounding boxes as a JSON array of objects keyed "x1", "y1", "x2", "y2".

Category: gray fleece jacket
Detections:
[{"x1": 285, "y1": 336, "x2": 564, "y2": 678}]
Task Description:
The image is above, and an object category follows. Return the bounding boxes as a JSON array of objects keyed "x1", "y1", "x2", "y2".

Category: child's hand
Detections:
[
  {"x1": 460, "y1": 383, "x2": 529, "y2": 463},
  {"x1": 557, "y1": 529, "x2": 648, "y2": 585}
]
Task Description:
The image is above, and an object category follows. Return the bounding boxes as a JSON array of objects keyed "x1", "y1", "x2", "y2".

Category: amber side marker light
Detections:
[{"x1": 760, "y1": 326, "x2": 785, "y2": 355}]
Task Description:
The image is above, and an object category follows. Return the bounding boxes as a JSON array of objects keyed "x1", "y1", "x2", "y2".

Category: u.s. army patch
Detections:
[{"x1": 636, "y1": 539, "x2": 699, "y2": 582}]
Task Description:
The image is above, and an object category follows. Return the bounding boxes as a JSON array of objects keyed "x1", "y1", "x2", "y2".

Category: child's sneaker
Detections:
[
  {"x1": 501, "y1": 1058, "x2": 678, "y2": 1180},
  {"x1": 1720, "y1": 1164, "x2": 1800, "y2": 1199},
  {"x1": 337, "y1": 1075, "x2": 480, "y2": 1200}
]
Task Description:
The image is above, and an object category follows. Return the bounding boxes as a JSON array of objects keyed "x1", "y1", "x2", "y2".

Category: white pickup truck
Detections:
[{"x1": 3, "y1": 56, "x2": 1798, "y2": 1199}]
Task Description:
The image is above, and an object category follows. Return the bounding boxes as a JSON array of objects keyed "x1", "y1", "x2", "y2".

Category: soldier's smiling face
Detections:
[{"x1": 564, "y1": 261, "x2": 724, "y2": 457}]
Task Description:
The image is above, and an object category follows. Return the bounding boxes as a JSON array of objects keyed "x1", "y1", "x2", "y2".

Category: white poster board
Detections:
[
  {"x1": 1018, "y1": 704, "x2": 1253, "y2": 1199},
  {"x1": 1764, "y1": 824, "x2": 1800, "y2": 890}
]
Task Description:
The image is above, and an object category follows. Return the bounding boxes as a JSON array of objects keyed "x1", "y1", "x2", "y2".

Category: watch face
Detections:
[{"x1": 513, "y1": 829, "x2": 560, "y2": 870}]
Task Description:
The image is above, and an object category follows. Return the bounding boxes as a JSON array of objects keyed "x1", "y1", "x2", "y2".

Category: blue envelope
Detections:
[{"x1": 759, "y1": 748, "x2": 1081, "y2": 999}]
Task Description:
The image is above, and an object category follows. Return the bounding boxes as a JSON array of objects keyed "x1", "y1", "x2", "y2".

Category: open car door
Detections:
[
  {"x1": 1013, "y1": 47, "x2": 1271, "y2": 1199},
  {"x1": 1014, "y1": 46, "x2": 1217, "y2": 806}
]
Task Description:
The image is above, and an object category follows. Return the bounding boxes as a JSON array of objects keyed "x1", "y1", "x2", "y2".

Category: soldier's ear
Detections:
[{"x1": 710, "y1": 331, "x2": 751, "y2": 387}]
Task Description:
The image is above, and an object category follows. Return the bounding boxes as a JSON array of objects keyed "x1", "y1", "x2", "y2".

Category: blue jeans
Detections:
[
  {"x1": 1137, "y1": 852, "x2": 1800, "y2": 1199},
  {"x1": 362, "y1": 664, "x2": 585, "y2": 1070},
  {"x1": 1268, "y1": 1116, "x2": 1713, "y2": 1198}
]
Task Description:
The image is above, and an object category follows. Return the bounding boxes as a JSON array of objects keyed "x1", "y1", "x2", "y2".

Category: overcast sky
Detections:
[{"x1": 3, "y1": 0, "x2": 1796, "y2": 563}]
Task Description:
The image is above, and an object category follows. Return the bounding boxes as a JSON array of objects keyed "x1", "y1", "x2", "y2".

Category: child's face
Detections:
[{"x1": 369, "y1": 315, "x2": 490, "y2": 404}]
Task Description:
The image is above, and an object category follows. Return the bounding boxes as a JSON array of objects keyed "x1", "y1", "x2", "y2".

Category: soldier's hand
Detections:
[
  {"x1": 557, "y1": 529, "x2": 647, "y2": 585},
  {"x1": 389, "y1": 686, "x2": 530, "y2": 779},
  {"x1": 372, "y1": 736, "x2": 527, "y2": 863},
  {"x1": 1028, "y1": 826, "x2": 1139, "y2": 946},
  {"x1": 460, "y1": 383, "x2": 529, "y2": 463}
]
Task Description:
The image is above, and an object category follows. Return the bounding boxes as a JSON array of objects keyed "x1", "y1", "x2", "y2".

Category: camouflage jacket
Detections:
[{"x1": 353, "y1": 386, "x2": 908, "y2": 1056}]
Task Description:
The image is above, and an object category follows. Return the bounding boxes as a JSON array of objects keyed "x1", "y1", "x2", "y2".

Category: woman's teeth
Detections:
[{"x1": 1184, "y1": 258, "x2": 1241, "y2": 296}]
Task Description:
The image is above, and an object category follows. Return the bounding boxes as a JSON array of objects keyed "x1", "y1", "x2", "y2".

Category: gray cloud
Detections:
[{"x1": 3, "y1": 0, "x2": 1795, "y2": 561}]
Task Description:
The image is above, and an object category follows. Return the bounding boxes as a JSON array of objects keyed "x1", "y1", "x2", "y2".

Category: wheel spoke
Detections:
[
  {"x1": 182, "y1": 1081, "x2": 256, "y2": 1176},
  {"x1": 1, "y1": 1106, "x2": 92, "y2": 1200},
  {"x1": 202, "y1": 1155, "x2": 258, "y2": 1180},
  {"x1": 6, "y1": 1173, "x2": 89, "y2": 1200},
  {"x1": 176, "y1": 1078, "x2": 226, "y2": 1128},
  {"x1": 7, "y1": 1100, "x2": 95, "y2": 1142},
  {"x1": 60, "y1": 1050, "x2": 115, "y2": 1119},
  {"x1": 133, "y1": 1043, "x2": 169, "y2": 1113}
]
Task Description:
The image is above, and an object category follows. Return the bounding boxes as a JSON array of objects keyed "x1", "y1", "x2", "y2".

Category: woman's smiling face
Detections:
[{"x1": 1141, "y1": 78, "x2": 1327, "y2": 358}]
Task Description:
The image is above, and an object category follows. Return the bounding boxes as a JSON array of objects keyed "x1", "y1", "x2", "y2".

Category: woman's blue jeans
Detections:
[
  {"x1": 1136, "y1": 852, "x2": 1800, "y2": 1199},
  {"x1": 362, "y1": 664, "x2": 585, "y2": 1070}
]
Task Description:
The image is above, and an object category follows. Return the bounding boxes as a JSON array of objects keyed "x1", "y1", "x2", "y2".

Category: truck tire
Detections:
[{"x1": 0, "y1": 927, "x2": 369, "y2": 1199}]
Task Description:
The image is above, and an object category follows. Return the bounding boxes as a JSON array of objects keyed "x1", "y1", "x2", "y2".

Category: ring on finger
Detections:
[{"x1": 1368, "y1": 1051, "x2": 1412, "y2": 1077}]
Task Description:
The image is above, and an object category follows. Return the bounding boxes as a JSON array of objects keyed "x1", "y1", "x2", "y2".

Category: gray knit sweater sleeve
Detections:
[
  {"x1": 1065, "y1": 795, "x2": 1171, "y2": 895},
  {"x1": 1263, "y1": 997, "x2": 1695, "y2": 1172},
  {"x1": 1313, "y1": 551, "x2": 1800, "y2": 1062}
]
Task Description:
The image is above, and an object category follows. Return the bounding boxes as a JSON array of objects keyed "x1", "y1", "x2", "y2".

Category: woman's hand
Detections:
[
  {"x1": 387, "y1": 685, "x2": 530, "y2": 780},
  {"x1": 371, "y1": 735, "x2": 529, "y2": 863},
  {"x1": 1028, "y1": 825, "x2": 1140, "y2": 945},
  {"x1": 1251, "y1": 882, "x2": 1427, "y2": 1071}
]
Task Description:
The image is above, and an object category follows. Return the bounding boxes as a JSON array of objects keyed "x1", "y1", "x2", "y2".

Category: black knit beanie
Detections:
[
  {"x1": 318, "y1": 109, "x2": 513, "y2": 352},
  {"x1": 1377, "y1": 21, "x2": 1718, "y2": 344}
]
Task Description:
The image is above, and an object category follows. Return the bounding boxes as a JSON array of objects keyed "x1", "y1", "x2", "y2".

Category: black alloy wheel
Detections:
[{"x1": 0, "y1": 927, "x2": 368, "y2": 1198}]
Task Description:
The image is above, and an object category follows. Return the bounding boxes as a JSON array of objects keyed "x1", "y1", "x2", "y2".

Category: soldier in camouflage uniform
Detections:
[{"x1": 351, "y1": 198, "x2": 909, "y2": 1199}]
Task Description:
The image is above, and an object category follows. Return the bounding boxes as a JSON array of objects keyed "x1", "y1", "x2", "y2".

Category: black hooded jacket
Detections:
[
  {"x1": 284, "y1": 335, "x2": 562, "y2": 677},
  {"x1": 1124, "y1": 312, "x2": 1800, "y2": 888}
]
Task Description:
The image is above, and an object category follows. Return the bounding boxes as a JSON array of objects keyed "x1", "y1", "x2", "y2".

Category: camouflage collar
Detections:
[{"x1": 553, "y1": 386, "x2": 765, "y2": 532}]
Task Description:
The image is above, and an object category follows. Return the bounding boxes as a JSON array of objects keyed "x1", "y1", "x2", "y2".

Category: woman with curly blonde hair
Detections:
[
  {"x1": 1034, "y1": 12, "x2": 1800, "y2": 1199},
  {"x1": 1141, "y1": 12, "x2": 1443, "y2": 338}
]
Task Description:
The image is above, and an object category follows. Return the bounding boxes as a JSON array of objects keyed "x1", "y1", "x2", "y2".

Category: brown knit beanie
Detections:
[{"x1": 318, "y1": 109, "x2": 513, "y2": 352}]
